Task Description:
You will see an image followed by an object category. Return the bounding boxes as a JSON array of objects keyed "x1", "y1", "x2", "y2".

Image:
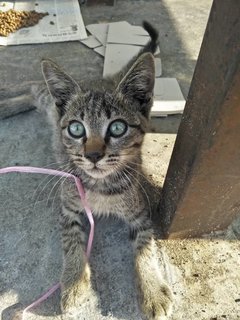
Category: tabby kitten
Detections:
[{"x1": 35, "y1": 22, "x2": 173, "y2": 320}]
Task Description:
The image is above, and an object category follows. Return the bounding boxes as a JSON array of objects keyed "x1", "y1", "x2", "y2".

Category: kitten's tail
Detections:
[{"x1": 142, "y1": 21, "x2": 159, "y2": 55}]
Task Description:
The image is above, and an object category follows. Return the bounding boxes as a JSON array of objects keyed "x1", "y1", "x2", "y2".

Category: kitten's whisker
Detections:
[
  {"x1": 122, "y1": 160, "x2": 161, "y2": 194},
  {"x1": 50, "y1": 168, "x2": 73, "y2": 215},
  {"x1": 32, "y1": 162, "x2": 70, "y2": 203},
  {"x1": 31, "y1": 161, "x2": 70, "y2": 202},
  {"x1": 32, "y1": 163, "x2": 70, "y2": 213},
  {"x1": 111, "y1": 165, "x2": 144, "y2": 230},
  {"x1": 19, "y1": 197, "x2": 56, "y2": 215},
  {"x1": 109, "y1": 162, "x2": 137, "y2": 208},
  {"x1": 46, "y1": 165, "x2": 72, "y2": 208},
  {"x1": 125, "y1": 159, "x2": 153, "y2": 171},
  {"x1": 37, "y1": 160, "x2": 70, "y2": 169},
  {"x1": 114, "y1": 169, "x2": 131, "y2": 208},
  {"x1": 123, "y1": 166, "x2": 152, "y2": 219}
]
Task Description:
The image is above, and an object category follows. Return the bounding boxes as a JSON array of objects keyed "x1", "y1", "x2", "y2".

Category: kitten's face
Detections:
[
  {"x1": 41, "y1": 53, "x2": 155, "y2": 179},
  {"x1": 60, "y1": 91, "x2": 144, "y2": 179}
]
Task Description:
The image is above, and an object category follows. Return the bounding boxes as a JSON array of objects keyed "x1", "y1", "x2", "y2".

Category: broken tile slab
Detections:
[
  {"x1": 86, "y1": 23, "x2": 109, "y2": 45},
  {"x1": 155, "y1": 58, "x2": 162, "y2": 77},
  {"x1": 103, "y1": 44, "x2": 142, "y2": 77},
  {"x1": 151, "y1": 78, "x2": 186, "y2": 116},
  {"x1": 80, "y1": 35, "x2": 102, "y2": 48},
  {"x1": 94, "y1": 46, "x2": 106, "y2": 56},
  {"x1": 107, "y1": 22, "x2": 150, "y2": 46}
]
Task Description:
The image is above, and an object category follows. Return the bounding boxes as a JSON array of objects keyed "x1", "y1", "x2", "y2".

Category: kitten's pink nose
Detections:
[{"x1": 85, "y1": 151, "x2": 104, "y2": 164}]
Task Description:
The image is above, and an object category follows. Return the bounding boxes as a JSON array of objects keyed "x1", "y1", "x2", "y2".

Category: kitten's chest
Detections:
[{"x1": 85, "y1": 190, "x2": 130, "y2": 218}]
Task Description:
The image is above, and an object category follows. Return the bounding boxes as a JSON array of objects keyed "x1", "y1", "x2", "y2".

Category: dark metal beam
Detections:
[{"x1": 160, "y1": 0, "x2": 240, "y2": 238}]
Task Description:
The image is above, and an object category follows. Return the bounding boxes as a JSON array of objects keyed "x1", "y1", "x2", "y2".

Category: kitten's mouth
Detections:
[{"x1": 85, "y1": 166, "x2": 111, "y2": 179}]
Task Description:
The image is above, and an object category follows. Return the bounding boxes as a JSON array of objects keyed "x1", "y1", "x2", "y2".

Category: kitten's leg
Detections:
[
  {"x1": 60, "y1": 200, "x2": 91, "y2": 313},
  {"x1": 130, "y1": 217, "x2": 173, "y2": 320}
]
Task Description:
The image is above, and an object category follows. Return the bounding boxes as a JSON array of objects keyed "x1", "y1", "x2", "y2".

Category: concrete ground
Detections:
[{"x1": 1, "y1": 1, "x2": 240, "y2": 320}]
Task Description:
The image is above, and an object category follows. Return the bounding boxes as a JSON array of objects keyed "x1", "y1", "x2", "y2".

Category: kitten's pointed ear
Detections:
[
  {"x1": 116, "y1": 53, "x2": 155, "y2": 118},
  {"x1": 41, "y1": 59, "x2": 80, "y2": 111}
]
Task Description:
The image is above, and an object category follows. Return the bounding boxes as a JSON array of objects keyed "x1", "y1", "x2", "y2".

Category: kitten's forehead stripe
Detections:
[
  {"x1": 80, "y1": 111, "x2": 84, "y2": 120},
  {"x1": 69, "y1": 90, "x2": 141, "y2": 130},
  {"x1": 105, "y1": 107, "x2": 112, "y2": 119}
]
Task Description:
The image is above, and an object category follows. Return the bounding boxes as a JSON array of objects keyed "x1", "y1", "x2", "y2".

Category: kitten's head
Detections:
[{"x1": 41, "y1": 53, "x2": 155, "y2": 179}]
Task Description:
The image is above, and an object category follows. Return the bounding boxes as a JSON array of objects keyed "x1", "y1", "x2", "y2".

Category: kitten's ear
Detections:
[
  {"x1": 41, "y1": 59, "x2": 80, "y2": 111},
  {"x1": 116, "y1": 53, "x2": 155, "y2": 117}
]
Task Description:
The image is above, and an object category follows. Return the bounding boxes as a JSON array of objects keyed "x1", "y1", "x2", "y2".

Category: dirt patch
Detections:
[{"x1": 158, "y1": 239, "x2": 240, "y2": 319}]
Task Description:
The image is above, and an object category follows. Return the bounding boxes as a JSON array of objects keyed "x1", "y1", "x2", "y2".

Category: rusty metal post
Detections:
[{"x1": 160, "y1": 0, "x2": 240, "y2": 238}]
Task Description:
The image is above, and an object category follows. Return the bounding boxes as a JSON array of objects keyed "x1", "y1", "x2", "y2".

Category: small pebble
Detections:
[{"x1": 193, "y1": 273, "x2": 199, "y2": 277}]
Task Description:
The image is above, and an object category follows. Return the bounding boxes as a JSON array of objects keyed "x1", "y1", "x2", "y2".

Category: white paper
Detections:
[{"x1": 0, "y1": 0, "x2": 87, "y2": 46}]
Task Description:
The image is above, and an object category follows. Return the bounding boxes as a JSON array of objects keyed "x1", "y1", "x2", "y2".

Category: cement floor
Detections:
[{"x1": 1, "y1": 1, "x2": 240, "y2": 320}]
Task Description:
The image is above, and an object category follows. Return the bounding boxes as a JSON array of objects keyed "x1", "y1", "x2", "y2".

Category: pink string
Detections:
[
  {"x1": 0, "y1": 166, "x2": 94, "y2": 318},
  {"x1": 22, "y1": 283, "x2": 61, "y2": 318}
]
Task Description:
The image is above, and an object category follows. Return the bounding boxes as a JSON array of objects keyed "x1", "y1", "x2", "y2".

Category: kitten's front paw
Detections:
[
  {"x1": 61, "y1": 280, "x2": 91, "y2": 315},
  {"x1": 61, "y1": 268, "x2": 91, "y2": 315},
  {"x1": 140, "y1": 281, "x2": 173, "y2": 320}
]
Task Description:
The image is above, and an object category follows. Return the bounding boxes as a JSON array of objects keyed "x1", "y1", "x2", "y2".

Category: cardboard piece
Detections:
[
  {"x1": 151, "y1": 78, "x2": 185, "y2": 116},
  {"x1": 86, "y1": 23, "x2": 108, "y2": 45},
  {"x1": 94, "y1": 46, "x2": 106, "y2": 56},
  {"x1": 81, "y1": 35, "x2": 102, "y2": 49},
  {"x1": 86, "y1": 21, "x2": 157, "y2": 46},
  {"x1": 103, "y1": 44, "x2": 142, "y2": 77},
  {"x1": 155, "y1": 58, "x2": 162, "y2": 77},
  {"x1": 155, "y1": 46, "x2": 160, "y2": 55},
  {"x1": 130, "y1": 25, "x2": 149, "y2": 36},
  {"x1": 107, "y1": 22, "x2": 150, "y2": 46}
]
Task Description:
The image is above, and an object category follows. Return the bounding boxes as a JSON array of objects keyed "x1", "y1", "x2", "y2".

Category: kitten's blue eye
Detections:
[
  {"x1": 109, "y1": 120, "x2": 127, "y2": 138},
  {"x1": 68, "y1": 121, "x2": 85, "y2": 138}
]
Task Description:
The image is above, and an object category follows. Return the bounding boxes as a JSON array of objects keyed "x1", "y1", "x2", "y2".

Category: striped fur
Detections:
[{"x1": 34, "y1": 22, "x2": 173, "y2": 319}]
